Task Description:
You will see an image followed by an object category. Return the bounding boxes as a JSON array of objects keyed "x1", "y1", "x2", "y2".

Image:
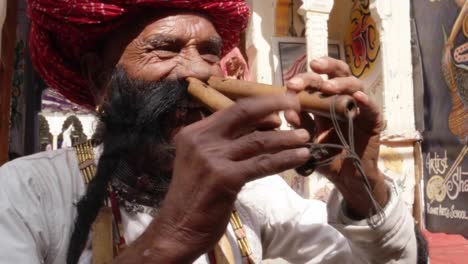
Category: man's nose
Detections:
[{"x1": 174, "y1": 48, "x2": 219, "y2": 82}]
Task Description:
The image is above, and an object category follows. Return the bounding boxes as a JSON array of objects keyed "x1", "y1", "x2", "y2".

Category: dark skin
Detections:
[{"x1": 84, "y1": 11, "x2": 388, "y2": 264}]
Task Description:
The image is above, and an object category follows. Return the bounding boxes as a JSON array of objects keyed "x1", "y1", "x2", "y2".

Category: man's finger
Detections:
[
  {"x1": 352, "y1": 91, "x2": 384, "y2": 133},
  {"x1": 286, "y1": 72, "x2": 324, "y2": 92},
  {"x1": 228, "y1": 129, "x2": 310, "y2": 160},
  {"x1": 284, "y1": 110, "x2": 301, "y2": 127},
  {"x1": 310, "y1": 57, "x2": 351, "y2": 78},
  {"x1": 320, "y1": 76, "x2": 364, "y2": 95},
  {"x1": 237, "y1": 148, "x2": 310, "y2": 182}
]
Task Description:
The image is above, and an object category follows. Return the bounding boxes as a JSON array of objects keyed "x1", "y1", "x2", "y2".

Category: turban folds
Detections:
[{"x1": 28, "y1": 0, "x2": 250, "y2": 109}]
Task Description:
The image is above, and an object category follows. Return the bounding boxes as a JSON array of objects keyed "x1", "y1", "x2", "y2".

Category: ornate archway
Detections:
[{"x1": 57, "y1": 115, "x2": 87, "y2": 148}]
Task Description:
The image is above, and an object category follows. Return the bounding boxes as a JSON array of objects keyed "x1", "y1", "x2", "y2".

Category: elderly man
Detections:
[{"x1": 0, "y1": 1, "x2": 417, "y2": 263}]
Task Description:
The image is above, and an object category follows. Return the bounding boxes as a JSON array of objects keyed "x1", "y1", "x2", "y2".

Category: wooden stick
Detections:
[
  {"x1": 207, "y1": 77, "x2": 358, "y2": 119},
  {"x1": 187, "y1": 77, "x2": 235, "y2": 112}
]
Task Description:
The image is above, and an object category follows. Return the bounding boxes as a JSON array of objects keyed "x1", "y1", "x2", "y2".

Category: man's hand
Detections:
[
  {"x1": 116, "y1": 95, "x2": 311, "y2": 263},
  {"x1": 285, "y1": 57, "x2": 388, "y2": 219}
]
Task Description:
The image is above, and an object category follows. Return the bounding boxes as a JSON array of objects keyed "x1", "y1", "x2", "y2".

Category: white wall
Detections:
[
  {"x1": 245, "y1": 0, "x2": 276, "y2": 84},
  {"x1": 372, "y1": 0, "x2": 416, "y2": 136}
]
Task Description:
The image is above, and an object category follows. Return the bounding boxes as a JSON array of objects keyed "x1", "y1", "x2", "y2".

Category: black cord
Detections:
[{"x1": 296, "y1": 96, "x2": 385, "y2": 228}]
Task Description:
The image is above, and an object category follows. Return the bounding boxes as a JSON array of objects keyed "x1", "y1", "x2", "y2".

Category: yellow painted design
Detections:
[{"x1": 344, "y1": 0, "x2": 380, "y2": 78}]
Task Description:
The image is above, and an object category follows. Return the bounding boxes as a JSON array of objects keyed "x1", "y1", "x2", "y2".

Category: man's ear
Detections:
[{"x1": 81, "y1": 53, "x2": 107, "y2": 107}]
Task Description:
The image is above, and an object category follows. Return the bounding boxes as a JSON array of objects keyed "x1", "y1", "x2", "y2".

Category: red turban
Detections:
[{"x1": 28, "y1": 0, "x2": 250, "y2": 109}]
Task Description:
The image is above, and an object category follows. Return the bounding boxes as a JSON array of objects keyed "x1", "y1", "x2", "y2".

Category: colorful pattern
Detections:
[
  {"x1": 28, "y1": 0, "x2": 251, "y2": 109},
  {"x1": 344, "y1": 0, "x2": 380, "y2": 78},
  {"x1": 74, "y1": 140, "x2": 97, "y2": 185}
]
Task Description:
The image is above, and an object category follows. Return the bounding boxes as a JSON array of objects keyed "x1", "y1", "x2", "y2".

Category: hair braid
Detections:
[{"x1": 66, "y1": 139, "x2": 122, "y2": 264}]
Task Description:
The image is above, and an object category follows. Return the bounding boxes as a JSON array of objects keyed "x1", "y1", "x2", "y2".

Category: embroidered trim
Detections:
[
  {"x1": 230, "y1": 210, "x2": 255, "y2": 264},
  {"x1": 75, "y1": 140, "x2": 97, "y2": 184}
]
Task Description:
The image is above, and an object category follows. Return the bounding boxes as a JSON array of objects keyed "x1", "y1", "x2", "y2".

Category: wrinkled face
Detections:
[
  {"x1": 90, "y1": 11, "x2": 226, "y2": 174},
  {"x1": 111, "y1": 11, "x2": 224, "y2": 84}
]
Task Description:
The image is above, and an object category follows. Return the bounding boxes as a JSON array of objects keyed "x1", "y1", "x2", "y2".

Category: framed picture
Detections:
[{"x1": 272, "y1": 37, "x2": 345, "y2": 86}]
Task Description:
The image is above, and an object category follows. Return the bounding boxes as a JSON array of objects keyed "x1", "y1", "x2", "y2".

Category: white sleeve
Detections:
[
  {"x1": 238, "y1": 175, "x2": 416, "y2": 263},
  {"x1": 237, "y1": 175, "x2": 352, "y2": 263},
  {"x1": 326, "y1": 177, "x2": 417, "y2": 263},
  {"x1": 0, "y1": 164, "x2": 47, "y2": 264},
  {"x1": 0, "y1": 150, "x2": 84, "y2": 264}
]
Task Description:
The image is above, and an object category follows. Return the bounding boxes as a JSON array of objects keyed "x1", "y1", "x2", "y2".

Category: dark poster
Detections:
[{"x1": 413, "y1": 0, "x2": 468, "y2": 237}]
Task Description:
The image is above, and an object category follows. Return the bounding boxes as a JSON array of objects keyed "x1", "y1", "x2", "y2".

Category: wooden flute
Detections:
[{"x1": 187, "y1": 77, "x2": 358, "y2": 120}]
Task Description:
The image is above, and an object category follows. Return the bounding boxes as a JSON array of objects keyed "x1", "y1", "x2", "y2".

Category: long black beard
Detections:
[{"x1": 67, "y1": 67, "x2": 189, "y2": 264}]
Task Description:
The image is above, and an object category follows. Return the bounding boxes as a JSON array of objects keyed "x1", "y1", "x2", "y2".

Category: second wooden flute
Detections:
[{"x1": 187, "y1": 77, "x2": 358, "y2": 120}]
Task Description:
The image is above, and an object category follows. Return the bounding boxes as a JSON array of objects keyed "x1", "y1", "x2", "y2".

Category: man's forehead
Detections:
[
  {"x1": 101, "y1": 10, "x2": 221, "y2": 68},
  {"x1": 137, "y1": 10, "x2": 221, "y2": 40}
]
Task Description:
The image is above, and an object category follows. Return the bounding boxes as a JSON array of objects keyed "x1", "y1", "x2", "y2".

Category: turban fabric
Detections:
[{"x1": 28, "y1": 0, "x2": 250, "y2": 109}]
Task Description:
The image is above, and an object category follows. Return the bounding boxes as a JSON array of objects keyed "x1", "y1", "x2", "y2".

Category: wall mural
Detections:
[
  {"x1": 414, "y1": 0, "x2": 468, "y2": 237},
  {"x1": 344, "y1": 0, "x2": 380, "y2": 78},
  {"x1": 442, "y1": 2, "x2": 468, "y2": 143}
]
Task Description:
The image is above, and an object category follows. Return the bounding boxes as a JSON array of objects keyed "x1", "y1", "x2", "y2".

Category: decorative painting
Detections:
[
  {"x1": 344, "y1": 0, "x2": 380, "y2": 79},
  {"x1": 413, "y1": 0, "x2": 468, "y2": 237}
]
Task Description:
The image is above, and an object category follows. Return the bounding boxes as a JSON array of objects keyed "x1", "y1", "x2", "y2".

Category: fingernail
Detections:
[
  {"x1": 296, "y1": 148, "x2": 310, "y2": 159},
  {"x1": 295, "y1": 129, "x2": 310, "y2": 141},
  {"x1": 354, "y1": 91, "x2": 369, "y2": 103},
  {"x1": 312, "y1": 58, "x2": 326, "y2": 67},
  {"x1": 287, "y1": 77, "x2": 304, "y2": 88}
]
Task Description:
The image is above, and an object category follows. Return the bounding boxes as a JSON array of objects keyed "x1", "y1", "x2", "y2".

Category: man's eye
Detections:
[
  {"x1": 148, "y1": 45, "x2": 179, "y2": 58},
  {"x1": 156, "y1": 44, "x2": 180, "y2": 53},
  {"x1": 156, "y1": 50, "x2": 178, "y2": 59},
  {"x1": 201, "y1": 54, "x2": 220, "y2": 63}
]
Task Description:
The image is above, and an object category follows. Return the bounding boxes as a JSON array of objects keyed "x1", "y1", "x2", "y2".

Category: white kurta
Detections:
[{"x1": 0, "y1": 148, "x2": 417, "y2": 263}]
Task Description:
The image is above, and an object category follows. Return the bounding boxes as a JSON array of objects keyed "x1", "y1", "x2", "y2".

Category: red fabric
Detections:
[
  {"x1": 28, "y1": 0, "x2": 250, "y2": 109},
  {"x1": 423, "y1": 230, "x2": 468, "y2": 264}
]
